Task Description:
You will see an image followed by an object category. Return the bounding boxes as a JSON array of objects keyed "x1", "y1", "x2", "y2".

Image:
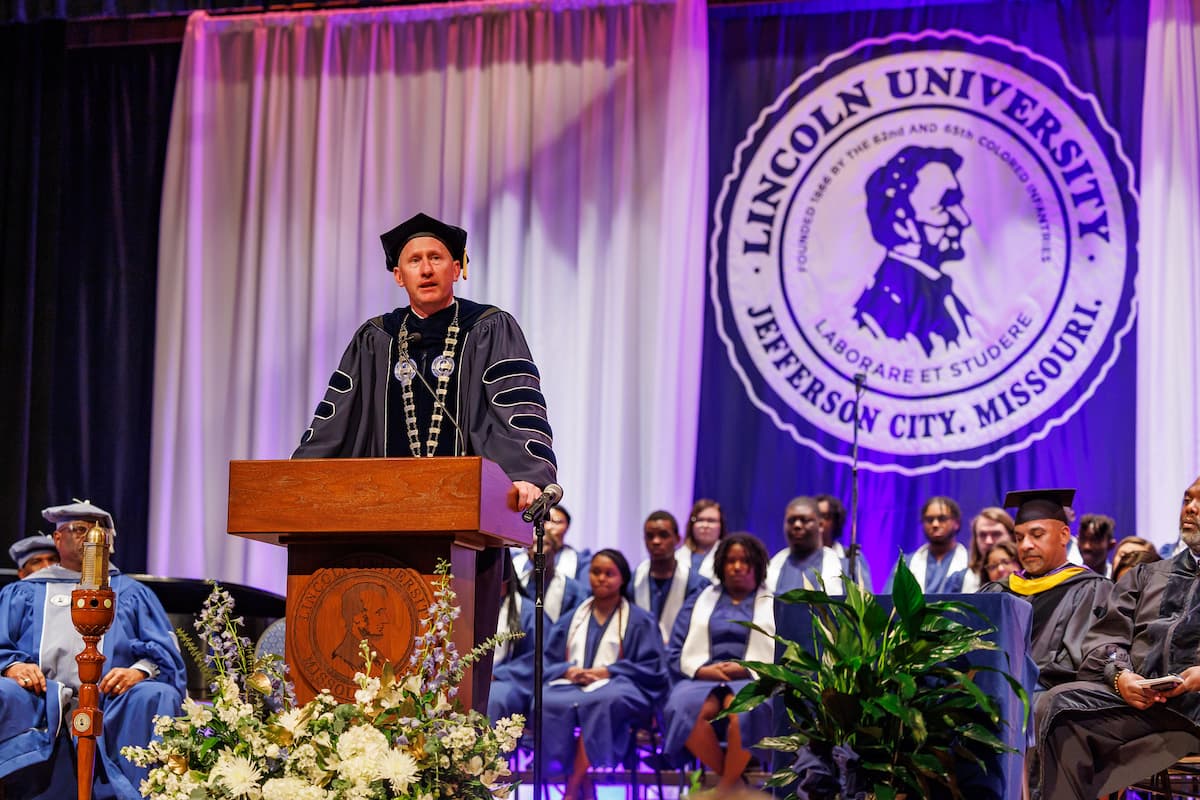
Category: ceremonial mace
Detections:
[{"x1": 71, "y1": 521, "x2": 116, "y2": 800}]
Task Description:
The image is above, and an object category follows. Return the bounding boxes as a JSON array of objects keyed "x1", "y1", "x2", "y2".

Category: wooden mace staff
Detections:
[{"x1": 71, "y1": 521, "x2": 116, "y2": 800}]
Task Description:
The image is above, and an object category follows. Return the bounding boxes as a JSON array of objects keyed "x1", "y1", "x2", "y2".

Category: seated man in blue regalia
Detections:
[
  {"x1": 0, "y1": 501, "x2": 187, "y2": 800},
  {"x1": 8, "y1": 534, "x2": 60, "y2": 578}
]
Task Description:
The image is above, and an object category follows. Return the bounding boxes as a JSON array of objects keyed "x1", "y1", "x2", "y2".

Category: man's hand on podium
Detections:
[{"x1": 511, "y1": 480, "x2": 541, "y2": 512}]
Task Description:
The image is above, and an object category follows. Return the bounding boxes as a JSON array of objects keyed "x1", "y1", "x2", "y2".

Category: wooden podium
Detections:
[{"x1": 226, "y1": 457, "x2": 531, "y2": 711}]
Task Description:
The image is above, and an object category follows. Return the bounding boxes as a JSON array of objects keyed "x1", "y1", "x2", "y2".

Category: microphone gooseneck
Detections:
[{"x1": 848, "y1": 373, "x2": 866, "y2": 586}]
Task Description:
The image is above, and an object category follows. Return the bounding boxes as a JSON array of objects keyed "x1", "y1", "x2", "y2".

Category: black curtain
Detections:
[
  {"x1": 0, "y1": 22, "x2": 66, "y2": 557},
  {"x1": 1, "y1": 27, "x2": 180, "y2": 573}
]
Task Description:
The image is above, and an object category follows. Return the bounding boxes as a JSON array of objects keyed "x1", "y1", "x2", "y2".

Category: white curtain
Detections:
[
  {"x1": 1137, "y1": 0, "x2": 1200, "y2": 549},
  {"x1": 151, "y1": 0, "x2": 708, "y2": 592}
]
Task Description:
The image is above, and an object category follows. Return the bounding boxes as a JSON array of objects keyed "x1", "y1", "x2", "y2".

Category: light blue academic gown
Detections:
[
  {"x1": 0, "y1": 565, "x2": 187, "y2": 800},
  {"x1": 488, "y1": 592, "x2": 538, "y2": 722},
  {"x1": 541, "y1": 599, "x2": 668, "y2": 772},
  {"x1": 661, "y1": 590, "x2": 775, "y2": 767}
]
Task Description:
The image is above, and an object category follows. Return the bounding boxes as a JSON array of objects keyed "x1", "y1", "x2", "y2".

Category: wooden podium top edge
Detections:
[{"x1": 226, "y1": 456, "x2": 532, "y2": 548}]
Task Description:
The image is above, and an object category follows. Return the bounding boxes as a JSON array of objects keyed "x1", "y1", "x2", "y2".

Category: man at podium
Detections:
[{"x1": 294, "y1": 212, "x2": 557, "y2": 509}]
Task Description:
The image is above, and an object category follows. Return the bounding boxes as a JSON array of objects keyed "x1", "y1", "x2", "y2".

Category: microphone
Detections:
[
  {"x1": 402, "y1": 331, "x2": 468, "y2": 455},
  {"x1": 849, "y1": 372, "x2": 867, "y2": 587},
  {"x1": 522, "y1": 483, "x2": 564, "y2": 524}
]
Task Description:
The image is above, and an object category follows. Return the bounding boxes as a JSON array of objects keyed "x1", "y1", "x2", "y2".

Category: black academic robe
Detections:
[
  {"x1": 1032, "y1": 550, "x2": 1200, "y2": 799},
  {"x1": 294, "y1": 297, "x2": 556, "y2": 487},
  {"x1": 984, "y1": 569, "x2": 1111, "y2": 689},
  {"x1": 1076, "y1": 550, "x2": 1200, "y2": 718}
]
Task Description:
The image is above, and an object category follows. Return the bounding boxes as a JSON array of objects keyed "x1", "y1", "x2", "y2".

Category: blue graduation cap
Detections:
[{"x1": 8, "y1": 534, "x2": 56, "y2": 569}]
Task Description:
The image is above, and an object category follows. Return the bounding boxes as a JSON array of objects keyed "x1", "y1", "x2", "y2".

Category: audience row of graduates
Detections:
[
  {"x1": 492, "y1": 531, "x2": 776, "y2": 800},
  {"x1": 492, "y1": 486, "x2": 1189, "y2": 800}
]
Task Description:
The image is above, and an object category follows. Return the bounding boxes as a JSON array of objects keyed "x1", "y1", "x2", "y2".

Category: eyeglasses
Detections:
[
  {"x1": 786, "y1": 516, "x2": 819, "y2": 527},
  {"x1": 923, "y1": 514, "x2": 954, "y2": 524},
  {"x1": 985, "y1": 558, "x2": 1015, "y2": 572},
  {"x1": 56, "y1": 521, "x2": 100, "y2": 538},
  {"x1": 692, "y1": 516, "x2": 721, "y2": 526}
]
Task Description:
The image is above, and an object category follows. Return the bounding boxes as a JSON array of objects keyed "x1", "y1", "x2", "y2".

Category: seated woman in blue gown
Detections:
[
  {"x1": 662, "y1": 533, "x2": 776, "y2": 790},
  {"x1": 488, "y1": 552, "x2": 536, "y2": 723},
  {"x1": 542, "y1": 549, "x2": 669, "y2": 800}
]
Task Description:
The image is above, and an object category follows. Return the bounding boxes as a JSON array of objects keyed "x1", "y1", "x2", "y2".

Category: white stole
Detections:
[
  {"x1": 543, "y1": 572, "x2": 568, "y2": 622},
  {"x1": 633, "y1": 558, "x2": 693, "y2": 642},
  {"x1": 511, "y1": 547, "x2": 531, "y2": 579},
  {"x1": 766, "y1": 546, "x2": 845, "y2": 595},
  {"x1": 521, "y1": 569, "x2": 568, "y2": 622},
  {"x1": 558, "y1": 546, "x2": 580, "y2": 579},
  {"x1": 679, "y1": 585, "x2": 775, "y2": 679},
  {"x1": 495, "y1": 593, "x2": 523, "y2": 664},
  {"x1": 675, "y1": 546, "x2": 718, "y2": 584},
  {"x1": 549, "y1": 598, "x2": 631, "y2": 692},
  {"x1": 908, "y1": 543, "x2": 968, "y2": 590},
  {"x1": 961, "y1": 570, "x2": 982, "y2": 593}
]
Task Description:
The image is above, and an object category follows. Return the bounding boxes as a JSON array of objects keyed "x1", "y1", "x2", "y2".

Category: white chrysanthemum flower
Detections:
[
  {"x1": 465, "y1": 755, "x2": 484, "y2": 776},
  {"x1": 379, "y1": 748, "x2": 419, "y2": 793},
  {"x1": 262, "y1": 777, "x2": 327, "y2": 800},
  {"x1": 210, "y1": 750, "x2": 263, "y2": 798}
]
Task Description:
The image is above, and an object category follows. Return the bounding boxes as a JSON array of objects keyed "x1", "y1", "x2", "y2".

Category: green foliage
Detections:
[
  {"x1": 175, "y1": 627, "x2": 215, "y2": 691},
  {"x1": 723, "y1": 557, "x2": 1029, "y2": 800}
]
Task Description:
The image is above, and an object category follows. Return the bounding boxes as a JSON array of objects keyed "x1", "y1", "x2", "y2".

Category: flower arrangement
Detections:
[{"x1": 124, "y1": 562, "x2": 525, "y2": 800}]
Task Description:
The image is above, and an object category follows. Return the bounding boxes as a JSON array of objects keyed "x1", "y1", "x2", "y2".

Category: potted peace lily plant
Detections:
[
  {"x1": 724, "y1": 557, "x2": 1028, "y2": 800},
  {"x1": 124, "y1": 562, "x2": 524, "y2": 800}
]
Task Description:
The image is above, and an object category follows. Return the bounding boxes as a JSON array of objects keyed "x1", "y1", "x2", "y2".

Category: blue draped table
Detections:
[{"x1": 773, "y1": 591, "x2": 1038, "y2": 800}]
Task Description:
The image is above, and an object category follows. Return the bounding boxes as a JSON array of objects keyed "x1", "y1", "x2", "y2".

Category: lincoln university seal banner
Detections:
[
  {"x1": 713, "y1": 29, "x2": 1136, "y2": 474},
  {"x1": 697, "y1": 2, "x2": 1146, "y2": 571}
]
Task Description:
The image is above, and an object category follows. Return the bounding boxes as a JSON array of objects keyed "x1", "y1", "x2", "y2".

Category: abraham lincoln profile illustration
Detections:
[
  {"x1": 853, "y1": 145, "x2": 974, "y2": 356},
  {"x1": 331, "y1": 581, "x2": 392, "y2": 672}
]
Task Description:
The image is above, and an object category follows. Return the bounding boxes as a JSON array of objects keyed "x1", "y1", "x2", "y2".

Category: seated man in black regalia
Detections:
[
  {"x1": 1034, "y1": 475, "x2": 1200, "y2": 799},
  {"x1": 983, "y1": 488, "x2": 1111, "y2": 692}
]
